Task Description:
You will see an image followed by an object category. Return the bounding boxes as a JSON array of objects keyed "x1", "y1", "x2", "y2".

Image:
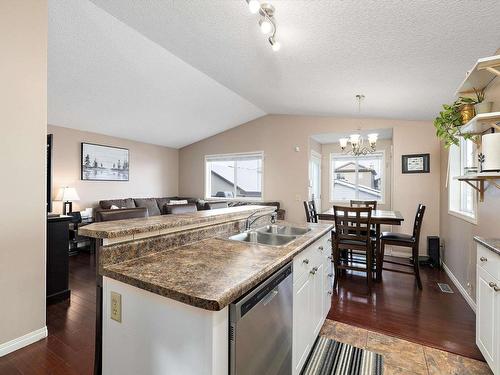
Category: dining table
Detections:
[{"x1": 317, "y1": 208, "x2": 404, "y2": 281}]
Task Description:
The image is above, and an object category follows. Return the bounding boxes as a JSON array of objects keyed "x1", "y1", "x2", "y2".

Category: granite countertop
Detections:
[
  {"x1": 101, "y1": 221, "x2": 333, "y2": 311},
  {"x1": 79, "y1": 205, "x2": 275, "y2": 239},
  {"x1": 474, "y1": 236, "x2": 500, "y2": 256}
]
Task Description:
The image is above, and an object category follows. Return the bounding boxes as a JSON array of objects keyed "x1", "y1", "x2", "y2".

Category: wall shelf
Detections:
[
  {"x1": 455, "y1": 173, "x2": 500, "y2": 202},
  {"x1": 456, "y1": 55, "x2": 500, "y2": 95},
  {"x1": 459, "y1": 112, "x2": 500, "y2": 135}
]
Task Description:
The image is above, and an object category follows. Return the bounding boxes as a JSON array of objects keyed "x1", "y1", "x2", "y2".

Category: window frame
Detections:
[
  {"x1": 448, "y1": 138, "x2": 478, "y2": 224},
  {"x1": 329, "y1": 151, "x2": 386, "y2": 204},
  {"x1": 204, "y1": 151, "x2": 264, "y2": 201}
]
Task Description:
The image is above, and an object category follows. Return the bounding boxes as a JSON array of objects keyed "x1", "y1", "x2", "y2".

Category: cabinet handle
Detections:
[
  {"x1": 327, "y1": 256, "x2": 333, "y2": 260},
  {"x1": 327, "y1": 291, "x2": 333, "y2": 295},
  {"x1": 328, "y1": 273, "x2": 333, "y2": 278},
  {"x1": 310, "y1": 266, "x2": 318, "y2": 275},
  {"x1": 303, "y1": 259, "x2": 309, "y2": 265},
  {"x1": 318, "y1": 246, "x2": 324, "y2": 251},
  {"x1": 489, "y1": 282, "x2": 500, "y2": 291},
  {"x1": 328, "y1": 238, "x2": 332, "y2": 243},
  {"x1": 480, "y1": 257, "x2": 488, "y2": 262}
]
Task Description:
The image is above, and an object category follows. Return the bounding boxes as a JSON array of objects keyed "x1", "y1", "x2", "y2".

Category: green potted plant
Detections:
[
  {"x1": 473, "y1": 87, "x2": 493, "y2": 114},
  {"x1": 434, "y1": 100, "x2": 474, "y2": 147}
]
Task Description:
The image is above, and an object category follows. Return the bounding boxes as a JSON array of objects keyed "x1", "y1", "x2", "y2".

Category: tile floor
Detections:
[{"x1": 320, "y1": 320, "x2": 492, "y2": 375}]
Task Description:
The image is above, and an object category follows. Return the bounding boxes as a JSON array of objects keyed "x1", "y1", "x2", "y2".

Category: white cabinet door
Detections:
[
  {"x1": 476, "y1": 266, "x2": 499, "y2": 373},
  {"x1": 323, "y1": 254, "x2": 333, "y2": 319},
  {"x1": 293, "y1": 274, "x2": 312, "y2": 375},
  {"x1": 311, "y1": 263, "x2": 324, "y2": 338}
]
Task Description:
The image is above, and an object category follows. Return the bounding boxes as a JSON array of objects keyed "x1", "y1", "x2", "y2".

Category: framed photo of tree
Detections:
[{"x1": 81, "y1": 142, "x2": 129, "y2": 181}]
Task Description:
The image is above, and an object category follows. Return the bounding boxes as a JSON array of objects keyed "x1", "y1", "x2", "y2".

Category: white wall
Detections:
[{"x1": 0, "y1": 0, "x2": 48, "y2": 349}]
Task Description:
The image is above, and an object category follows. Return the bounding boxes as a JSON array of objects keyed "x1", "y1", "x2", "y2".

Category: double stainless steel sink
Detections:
[{"x1": 229, "y1": 225, "x2": 310, "y2": 247}]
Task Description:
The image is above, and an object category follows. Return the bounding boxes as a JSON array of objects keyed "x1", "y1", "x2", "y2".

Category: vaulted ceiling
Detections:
[{"x1": 49, "y1": 0, "x2": 500, "y2": 148}]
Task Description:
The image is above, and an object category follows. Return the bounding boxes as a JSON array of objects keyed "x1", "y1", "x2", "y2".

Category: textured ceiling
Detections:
[
  {"x1": 49, "y1": 0, "x2": 500, "y2": 148},
  {"x1": 48, "y1": 0, "x2": 264, "y2": 148}
]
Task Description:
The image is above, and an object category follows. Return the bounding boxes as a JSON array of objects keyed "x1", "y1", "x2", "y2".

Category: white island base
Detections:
[{"x1": 103, "y1": 277, "x2": 228, "y2": 375}]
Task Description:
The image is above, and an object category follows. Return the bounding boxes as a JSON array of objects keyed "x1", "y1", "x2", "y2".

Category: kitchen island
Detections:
[{"x1": 82, "y1": 206, "x2": 333, "y2": 375}]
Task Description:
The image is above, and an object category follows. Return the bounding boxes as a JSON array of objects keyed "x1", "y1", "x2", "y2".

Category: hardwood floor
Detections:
[
  {"x1": 0, "y1": 253, "x2": 483, "y2": 374},
  {"x1": 0, "y1": 253, "x2": 96, "y2": 375},
  {"x1": 328, "y1": 256, "x2": 484, "y2": 361}
]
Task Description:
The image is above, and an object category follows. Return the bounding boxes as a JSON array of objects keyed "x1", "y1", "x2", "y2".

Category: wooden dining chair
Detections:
[
  {"x1": 379, "y1": 204, "x2": 426, "y2": 289},
  {"x1": 303, "y1": 200, "x2": 318, "y2": 223},
  {"x1": 332, "y1": 206, "x2": 375, "y2": 291}
]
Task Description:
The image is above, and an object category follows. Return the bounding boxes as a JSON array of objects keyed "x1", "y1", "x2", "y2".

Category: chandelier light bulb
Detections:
[
  {"x1": 269, "y1": 36, "x2": 281, "y2": 51},
  {"x1": 248, "y1": 0, "x2": 260, "y2": 14},
  {"x1": 368, "y1": 133, "x2": 378, "y2": 145},
  {"x1": 259, "y1": 18, "x2": 273, "y2": 34},
  {"x1": 349, "y1": 134, "x2": 361, "y2": 146},
  {"x1": 339, "y1": 138, "x2": 348, "y2": 149}
]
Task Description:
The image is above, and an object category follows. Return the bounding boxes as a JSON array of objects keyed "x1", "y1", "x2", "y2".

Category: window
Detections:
[
  {"x1": 330, "y1": 152, "x2": 384, "y2": 202},
  {"x1": 205, "y1": 152, "x2": 263, "y2": 199},
  {"x1": 448, "y1": 138, "x2": 477, "y2": 223}
]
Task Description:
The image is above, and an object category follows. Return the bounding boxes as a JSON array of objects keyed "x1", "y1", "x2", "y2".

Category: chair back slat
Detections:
[
  {"x1": 303, "y1": 200, "x2": 318, "y2": 223},
  {"x1": 333, "y1": 206, "x2": 372, "y2": 244},
  {"x1": 412, "y1": 204, "x2": 426, "y2": 240},
  {"x1": 350, "y1": 200, "x2": 377, "y2": 210}
]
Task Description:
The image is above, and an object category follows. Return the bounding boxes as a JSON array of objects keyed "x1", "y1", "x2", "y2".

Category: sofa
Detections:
[{"x1": 97, "y1": 196, "x2": 285, "y2": 220}]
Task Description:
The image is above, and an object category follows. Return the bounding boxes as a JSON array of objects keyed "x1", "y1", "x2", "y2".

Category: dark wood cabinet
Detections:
[{"x1": 47, "y1": 215, "x2": 71, "y2": 304}]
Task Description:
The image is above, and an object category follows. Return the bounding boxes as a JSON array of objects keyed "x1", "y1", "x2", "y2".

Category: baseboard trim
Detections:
[
  {"x1": 442, "y1": 262, "x2": 476, "y2": 313},
  {"x1": 0, "y1": 326, "x2": 48, "y2": 357}
]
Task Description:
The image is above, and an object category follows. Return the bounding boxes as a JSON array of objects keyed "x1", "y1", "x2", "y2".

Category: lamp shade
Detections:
[{"x1": 55, "y1": 187, "x2": 80, "y2": 202}]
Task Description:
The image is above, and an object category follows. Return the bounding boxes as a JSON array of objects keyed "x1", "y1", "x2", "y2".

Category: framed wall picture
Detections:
[
  {"x1": 81, "y1": 142, "x2": 129, "y2": 181},
  {"x1": 402, "y1": 153, "x2": 430, "y2": 174}
]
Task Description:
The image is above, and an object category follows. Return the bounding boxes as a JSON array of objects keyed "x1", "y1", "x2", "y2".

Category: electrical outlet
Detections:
[{"x1": 110, "y1": 291, "x2": 122, "y2": 322}]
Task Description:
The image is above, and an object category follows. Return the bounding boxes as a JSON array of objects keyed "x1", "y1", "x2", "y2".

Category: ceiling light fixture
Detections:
[
  {"x1": 339, "y1": 95, "x2": 378, "y2": 156},
  {"x1": 245, "y1": 1, "x2": 281, "y2": 51},
  {"x1": 247, "y1": 0, "x2": 261, "y2": 14}
]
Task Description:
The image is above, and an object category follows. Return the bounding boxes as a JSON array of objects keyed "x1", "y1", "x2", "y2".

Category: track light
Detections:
[
  {"x1": 247, "y1": 0, "x2": 260, "y2": 14},
  {"x1": 244, "y1": 1, "x2": 281, "y2": 51},
  {"x1": 269, "y1": 36, "x2": 280, "y2": 51}
]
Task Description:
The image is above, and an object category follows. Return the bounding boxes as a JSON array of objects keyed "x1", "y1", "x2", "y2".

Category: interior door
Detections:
[{"x1": 309, "y1": 152, "x2": 321, "y2": 211}]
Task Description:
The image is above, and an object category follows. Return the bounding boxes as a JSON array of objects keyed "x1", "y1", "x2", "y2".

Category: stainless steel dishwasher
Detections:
[{"x1": 229, "y1": 262, "x2": 293, "y2": 375}]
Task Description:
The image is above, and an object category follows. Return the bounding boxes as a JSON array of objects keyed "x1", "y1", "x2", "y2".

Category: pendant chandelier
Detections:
[{"x1": 339, "y1": 95, "x2": 378, "y2": 156}]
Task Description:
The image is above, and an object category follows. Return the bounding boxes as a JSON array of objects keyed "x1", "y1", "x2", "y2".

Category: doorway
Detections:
[{"x1": 309, "y1": 151, "x2": 321, "y2": 211}]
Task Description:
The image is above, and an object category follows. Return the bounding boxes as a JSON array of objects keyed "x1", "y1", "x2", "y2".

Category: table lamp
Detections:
[{"x1": 56, "y1": 187, "x2": 80, "y2": 215}]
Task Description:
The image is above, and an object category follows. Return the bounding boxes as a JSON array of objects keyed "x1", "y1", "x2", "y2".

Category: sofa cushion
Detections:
[
  {"x1": 204, "y1": 201, "x2": 229, "y2": 210},
  {"x1": 95, "y1": 207, "x2": 148, "y2": 222},
  {"x1": 134, "y1": 198, "x2": 161, "y2": 216},
  {"x1": 164, "y1": 203, "x2": 198, "y2": 215},
  {"x1": 99, "y1": 198, "x2": 136, "y2": 209}
]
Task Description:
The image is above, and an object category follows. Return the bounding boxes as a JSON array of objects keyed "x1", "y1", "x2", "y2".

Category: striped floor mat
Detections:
[{"x1": 301, "y1": 336, "x2": 383, "y2": 375}]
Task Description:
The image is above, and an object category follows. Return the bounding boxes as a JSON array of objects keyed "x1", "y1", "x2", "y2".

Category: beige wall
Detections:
[
  {"x1": 0, "y1": 0, "x2": 47, "y2": 346},
  {"x1": 319, "y1": 139, "x2": 393, "y2": 212},
  {"x1": 440, "y1": 77, "x2": 500, "y2": 301},
  {"x1": 179, "y1": 115, "x2": 440, "y2": 254},
  {"x1": 48, "y1": 125, "x2": 179, "y2": 212}
]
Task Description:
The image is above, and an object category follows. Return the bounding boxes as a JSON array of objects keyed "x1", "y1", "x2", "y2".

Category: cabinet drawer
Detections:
[
  {"x1": 294, "y1": 235, "x2": 329, "y2": 284},
  {"x1": 478, "y1": 244, "x2": 500, "y2": 281}
]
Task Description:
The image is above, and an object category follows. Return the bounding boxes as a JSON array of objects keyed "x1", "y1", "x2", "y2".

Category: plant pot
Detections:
[
  {"x1": 474, "y1": 101, "x2": 493, "y2": 114},
  {"x1": 460, "y1": 104, "x2": 475, "y2": 124}
]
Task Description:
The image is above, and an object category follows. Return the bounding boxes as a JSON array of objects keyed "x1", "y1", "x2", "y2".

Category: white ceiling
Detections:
[
  {"x1": 49, "y1": 0, "x2": 500, "y2": 148},
  {"x1": 48, "y1": 0, "x2": 264, "y2": 148},
  {"x1": 311, "y1": 128, "x2": 393, "y2": 144}
]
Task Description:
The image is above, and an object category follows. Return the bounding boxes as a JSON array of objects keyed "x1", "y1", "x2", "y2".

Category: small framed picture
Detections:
[{"x1": 402, "y1": 153, "x2": 430, "y2": 174}]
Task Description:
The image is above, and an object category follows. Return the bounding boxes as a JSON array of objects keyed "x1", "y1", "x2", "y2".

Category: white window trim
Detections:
[
  {"x1": 329, "y1": 151, "x2": 386, "y2": 204},
  {"x1": 447, "y1": 141, "x2": 478, "y2": 225},
  {"x1": 204, "y1": 151, "x2": 264, "y2": 201}
]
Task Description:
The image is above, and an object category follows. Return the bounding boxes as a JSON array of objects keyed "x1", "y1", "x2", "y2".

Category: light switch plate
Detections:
[{"x1": 110, "y1": 291, "x2": 122, "y2": 322}]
